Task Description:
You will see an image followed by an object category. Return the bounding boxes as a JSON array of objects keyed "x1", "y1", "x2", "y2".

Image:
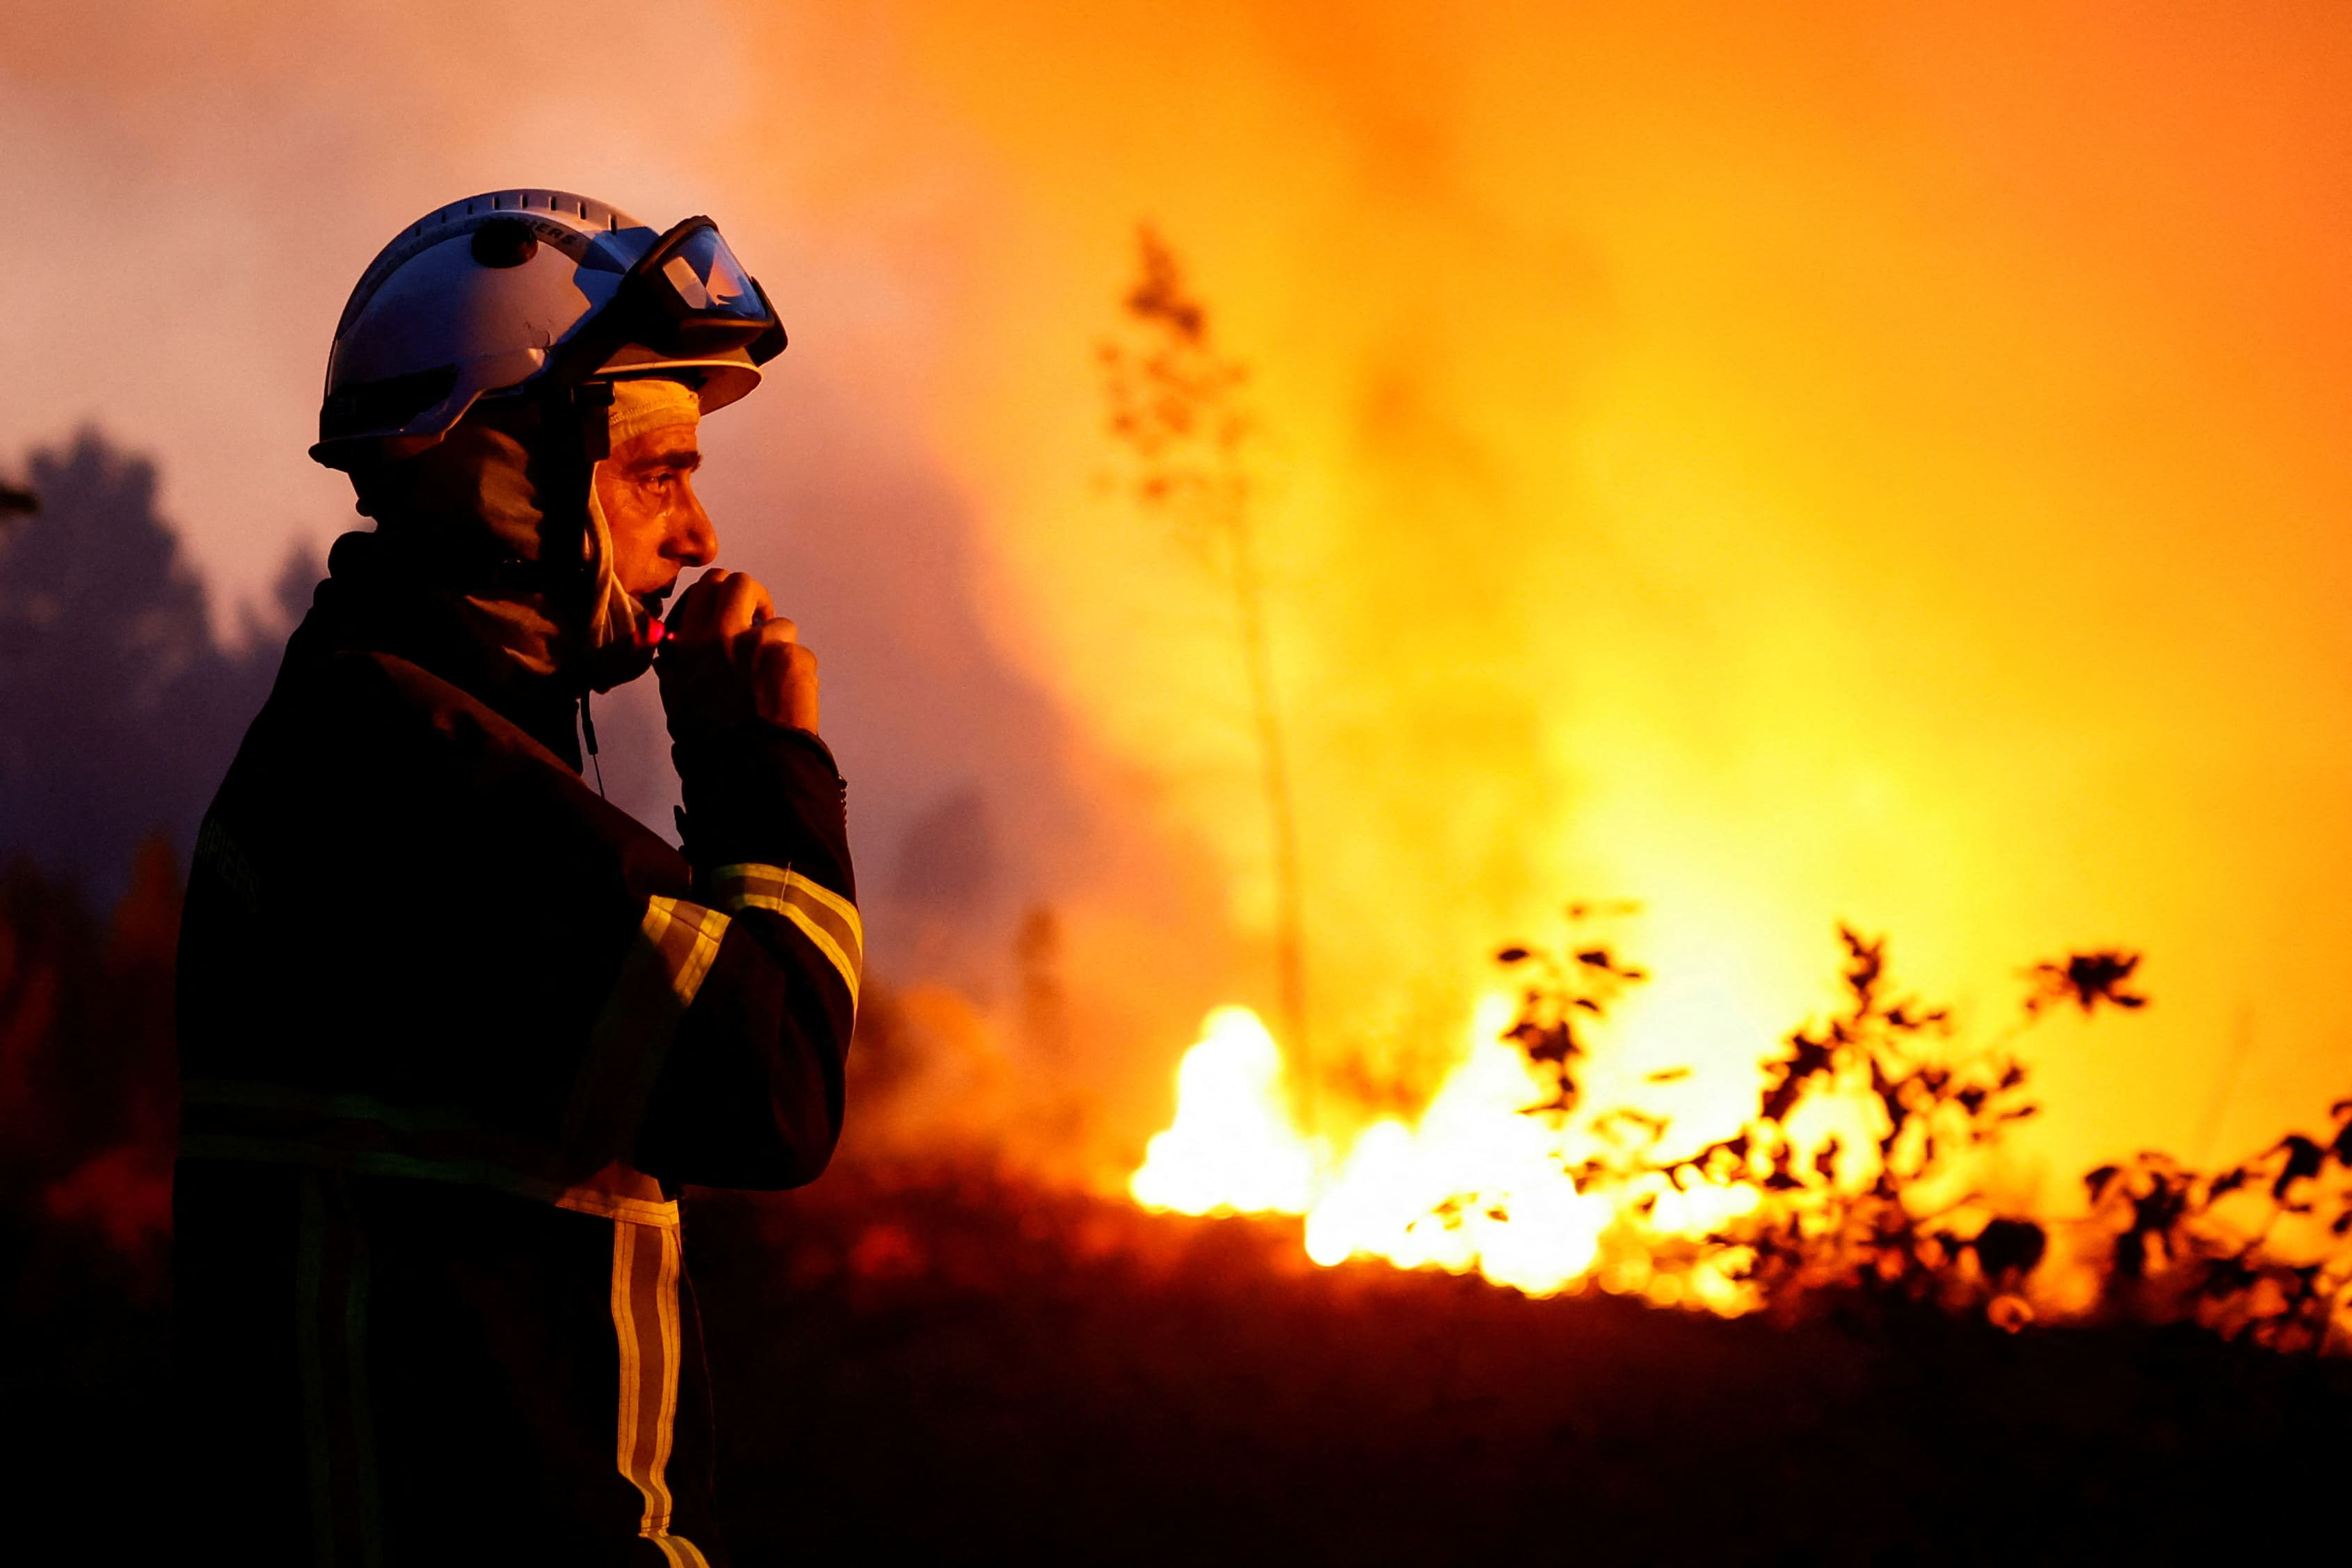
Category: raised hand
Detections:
[{"x1": 655, "y1": 567, "x2": 819, "y2": 741}]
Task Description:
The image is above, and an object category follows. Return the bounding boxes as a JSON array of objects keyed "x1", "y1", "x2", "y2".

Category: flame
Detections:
[
  {"x1": 1132, "y1": 1002, "x2": 1761, "y2": 1312},
  {"x1": 13, "y1": 1, "x2": 2352, "y2": 1204},
  {"x1": 879, "y1": 1, "x2": 2352, "y2": 1205},
  {"x1": 1128, "y1": 1007, "x2": 1320, "y2": 1215}
]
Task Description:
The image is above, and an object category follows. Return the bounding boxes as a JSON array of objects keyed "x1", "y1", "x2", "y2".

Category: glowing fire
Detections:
[
  {"x1": 1130, "y1": 1003, "x2": 1760, "y2": 1313},
  {"x1": 1128, "y1": 1007, "x2": 1320, "y2": 1216}
]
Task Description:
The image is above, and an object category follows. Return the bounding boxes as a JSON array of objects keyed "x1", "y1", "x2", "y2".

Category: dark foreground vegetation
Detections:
[
  {"x1": 11, "y1": 1146, "x2": 2350, "y2": 1564},
  {"x1": 701, "y1": 1167, "x2": 2352, "y2": 1565},
  {"x1": 5, "y1": 817, "x2": 2352, "y2": 1561},
  {"x1": 1, "y1": 832, "x2": 2346, "y2": 1566}
]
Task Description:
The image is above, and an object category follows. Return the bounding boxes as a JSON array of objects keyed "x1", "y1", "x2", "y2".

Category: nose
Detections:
[{"x1": 670, "y1": 481, "x2": 718, "y2": 569}]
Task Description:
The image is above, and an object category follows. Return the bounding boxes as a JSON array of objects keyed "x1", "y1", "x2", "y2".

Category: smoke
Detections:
[
  {"x1": 866, "y1": 1, "x2": 2352, "y2": 1183},
  {"x1": 7, "y1": 1, "x2": 2352, "y2": 1186},
  {"x1": 0, "y1": 0, "x2": 1242, "y2": 1167}
]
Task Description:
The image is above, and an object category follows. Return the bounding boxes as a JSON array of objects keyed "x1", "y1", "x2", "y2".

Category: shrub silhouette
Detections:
[
  {"x1": 0, "y1": 839, "x2": 179, "y2": 1302},
  {"x1": 2082, "y1": 1099, "x2": 2352, "y2": 1352},
  {"x1": 1495, "y1": 911, "x2": 2352, "y2": 1347}
]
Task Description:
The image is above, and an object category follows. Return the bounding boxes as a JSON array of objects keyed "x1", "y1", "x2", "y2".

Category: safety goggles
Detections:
[
  {"x1": 571, "y1": 215, "x2": 788, "y2": 373},
  {"x1": 312, "y1": 199, "x2": 788, "y2": 467}
]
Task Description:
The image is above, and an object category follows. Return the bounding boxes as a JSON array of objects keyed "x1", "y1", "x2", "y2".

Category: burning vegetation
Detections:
[
  {"x1": 1096, "y1": 230, "x2": 2352, "y2": 1354},
  {"x1": 1128, "y1": 912, "x2": 2352, "y2": 1352}
]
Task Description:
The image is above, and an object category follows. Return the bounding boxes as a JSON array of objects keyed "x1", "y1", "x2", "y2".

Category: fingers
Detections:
[
  {"x1": 666, "y1": 568, "x2": 776, "y2": 643},
  {"x1": 664, "y1": 568, "x2": 730, "y2": 641},
  {"x1": 749, "y1": 630, "x2": 820, "y2": 733},
  {"x1": 720, "y1": 574, "x2": 776, "y2": 640},
  {"x1": 655, "y1": 569, "x2": 820, "y2": 738},
  {"x1": 744, "y1": 615, "x2": 799, "y2": 652}
]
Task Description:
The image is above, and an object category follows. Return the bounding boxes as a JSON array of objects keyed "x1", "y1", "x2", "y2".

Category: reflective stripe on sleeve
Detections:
[
  {"x1": 611, "y1": 1218, "x2": 712, "y2": 1568},
  {"x1": 563, "y1": 897, "x2": 733, "y2": 1167},
  {"x1": 708, "y1": 863, "x2": 862, "y2": 1006}
]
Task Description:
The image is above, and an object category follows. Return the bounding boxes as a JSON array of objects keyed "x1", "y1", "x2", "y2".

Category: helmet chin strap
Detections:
[{"x1": 539, "y1": 379, "x2": 614, "y2": 650}]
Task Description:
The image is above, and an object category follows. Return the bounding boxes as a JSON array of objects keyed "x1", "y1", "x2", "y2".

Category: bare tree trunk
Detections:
[
  {"x1": 1102, "y1": 226, "x2": 1313, "y2": 1124},
  {"x1": 1226, "y1": 507, "x2": 1311, "y2": 1126}
]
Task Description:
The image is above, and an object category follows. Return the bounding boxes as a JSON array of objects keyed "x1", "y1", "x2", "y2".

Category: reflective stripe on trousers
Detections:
[
  {"x1": 295, "y1": 1172, "x2": 383, "y2": 1568},
  {"x1": 285, "y1": 1184, "x2": 711, "y2": 1565},
  {"x1": 610, "y1": 1219, "x2": 712, "y2": 1568}
]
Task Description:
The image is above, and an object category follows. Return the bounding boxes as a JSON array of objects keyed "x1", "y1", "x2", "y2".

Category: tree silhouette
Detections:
[
  {"x1": 1098, "y1": 229, "x2": 1313, "y2": 1117},
  {"x1": 0, "y1": 429, "x2": 314, "y2": 895}
]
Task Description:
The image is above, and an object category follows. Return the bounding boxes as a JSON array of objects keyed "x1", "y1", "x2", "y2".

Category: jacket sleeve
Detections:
[{"x1": 631, "y1": 723, "x2": 860, "y2": 1190}]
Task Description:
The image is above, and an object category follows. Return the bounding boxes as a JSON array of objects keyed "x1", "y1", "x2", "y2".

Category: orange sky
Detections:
[{"x1": 6, "y1": 1, "x2": 2351, "y2": 1193}]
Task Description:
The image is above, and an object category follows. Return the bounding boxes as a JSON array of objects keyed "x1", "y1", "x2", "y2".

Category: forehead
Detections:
[
  {"x1": 608, "y1": 376, "x2": 703, "y2": 451},
  {"x1": 613, "y1": 421, "x2": 701, "y2": 463}
]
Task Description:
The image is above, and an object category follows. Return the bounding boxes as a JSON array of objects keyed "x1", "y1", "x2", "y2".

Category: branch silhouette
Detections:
[{"x1": 1098, "y1": 228, "x2": 1312, "y2": 1119}]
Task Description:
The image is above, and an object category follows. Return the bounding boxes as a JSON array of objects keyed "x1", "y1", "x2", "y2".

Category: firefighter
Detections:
[{"x1": 173, "y1": 191, "x2": 858, "y2": 1565}]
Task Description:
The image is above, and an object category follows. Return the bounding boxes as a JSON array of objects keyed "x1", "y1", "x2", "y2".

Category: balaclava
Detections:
[{"x1": 319, "y1": 376, "x2": 702, "y2": 756}]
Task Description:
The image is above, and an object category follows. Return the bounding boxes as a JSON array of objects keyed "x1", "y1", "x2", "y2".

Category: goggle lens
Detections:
[{"x1": 657, "y1": 227, "x2": 766, "y2": 321}]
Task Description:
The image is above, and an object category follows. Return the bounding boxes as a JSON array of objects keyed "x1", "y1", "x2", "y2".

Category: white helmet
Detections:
[{"x1": 312, "y1": 189, "x2": 785, "y2": 470}]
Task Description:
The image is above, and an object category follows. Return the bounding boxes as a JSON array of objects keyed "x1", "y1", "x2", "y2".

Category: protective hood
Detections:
[{"x1": 330, "y1": 391, "x2": 659, "y2": 753}]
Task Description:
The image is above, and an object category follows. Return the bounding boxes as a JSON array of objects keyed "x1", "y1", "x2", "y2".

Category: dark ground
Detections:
[
  {"x1": 8, "y1": 1162, "x2": 2351, "y2": 1565},
  {"x1": 700, "y1": 1167, "x2": 2352, "y2": 1564}
]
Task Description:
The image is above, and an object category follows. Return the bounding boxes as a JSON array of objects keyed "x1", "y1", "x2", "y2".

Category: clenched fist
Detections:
[{"x1": 655, "y1": 567, "x2": 819, "y2": 742}]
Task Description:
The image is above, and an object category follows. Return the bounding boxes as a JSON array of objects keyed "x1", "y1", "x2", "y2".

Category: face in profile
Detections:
[{"x1": 597, "y1": 397, "x2": 717, "y2": 616}]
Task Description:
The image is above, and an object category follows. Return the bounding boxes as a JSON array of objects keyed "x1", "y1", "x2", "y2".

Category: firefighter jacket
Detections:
[{"x1": 173, "y1": 511, "x2": 858, "y2": 1565}]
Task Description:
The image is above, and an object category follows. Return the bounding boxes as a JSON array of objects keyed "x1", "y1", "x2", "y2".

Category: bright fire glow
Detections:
[
  {"x1": 1132, "y1": 1002, "x2": 1761, "y2": 1311},
  {"x1": 1128, "y1": 1007, "x2": 1320, "y2": 1215},
  {"x1": 899, "y1": 3, "x2": 2352, "y2": 1202}
]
